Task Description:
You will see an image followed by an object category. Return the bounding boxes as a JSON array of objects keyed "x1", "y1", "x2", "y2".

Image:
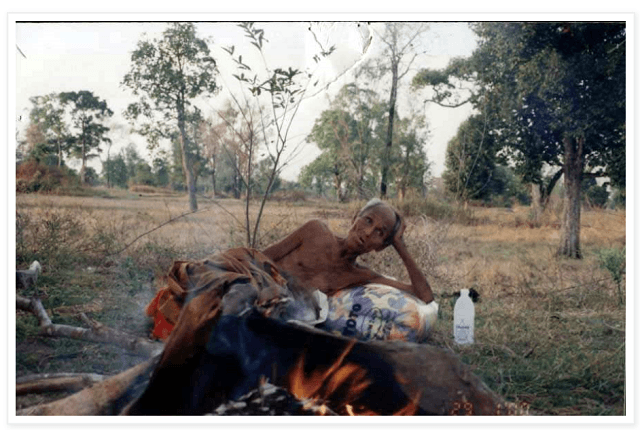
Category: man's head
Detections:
[{"x1": 350, "y1": 198, "x2": 401, "y2": 252}]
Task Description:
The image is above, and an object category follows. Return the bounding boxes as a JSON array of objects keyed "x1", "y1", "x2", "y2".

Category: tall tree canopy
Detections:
[
  {"x1": 414, "y1": 22, "x2": 626, "y2": 258},
  {"x1": 123, "y1": 22, "x2": 220, "y2": 212},
  {"x1": 306, "y1": 84, "x2": 386, "y2": 201},
  {"x1": 26, "y1": 93, "x2": 69, "y2": 167},
  {"x1": 361, "y1": 23, "x2": 429, "y2": 198},
  {"x1": 442, "y1": 114, "x2": 497, "y2": 202},
  {"x1": 304, "y1": 84, "x2": 429, "y2": 201},
  {"x1": 58, "y1": 91, "x2": 113, "y2": 184}
]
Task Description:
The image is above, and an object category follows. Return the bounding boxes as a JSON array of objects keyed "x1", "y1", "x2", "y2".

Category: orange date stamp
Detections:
[{"x1": 449, "y1": 400, "x2": 530, "y2": 415}]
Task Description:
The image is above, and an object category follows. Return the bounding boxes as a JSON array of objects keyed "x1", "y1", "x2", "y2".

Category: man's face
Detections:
[{"x1": 347, "y1": 205, "x2": 396, "y2": 253}]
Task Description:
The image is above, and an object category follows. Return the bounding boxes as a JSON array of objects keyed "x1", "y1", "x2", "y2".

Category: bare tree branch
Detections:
[
  {"x1": 105, "y1": 208, "x2": 211, "y2": 257},
  {"x1": 16, "y1": 296, "x2": 163, "y2": 358}
]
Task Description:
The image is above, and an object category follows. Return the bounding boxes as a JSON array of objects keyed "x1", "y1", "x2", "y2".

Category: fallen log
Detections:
[
  {"x1": 16, "y1": 295, "x2": 163, "y2": 358},
  {"x1": 17, "y1": 373, "x2": 107, "y2": 396},
  {"x1": 16, "y1": 355, "x2": 159, "y2": 416}
]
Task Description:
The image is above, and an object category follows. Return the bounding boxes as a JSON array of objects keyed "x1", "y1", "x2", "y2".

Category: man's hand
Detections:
[{"x1": 392, "y1": 215, "x2": 407, "y2": 248}]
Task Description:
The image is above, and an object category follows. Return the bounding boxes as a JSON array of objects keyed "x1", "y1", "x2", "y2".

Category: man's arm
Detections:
[{"x1": 368, "y1": 219, "x2": 434, "y2": 303}]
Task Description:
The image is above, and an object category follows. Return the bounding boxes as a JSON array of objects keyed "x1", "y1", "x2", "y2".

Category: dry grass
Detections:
[{"x1": 14, "y1": 192, "x2": 626, "y2": 415}]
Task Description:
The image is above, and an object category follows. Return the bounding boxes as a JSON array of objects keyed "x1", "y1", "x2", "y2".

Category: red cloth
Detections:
[{"x1": 145, "y1": 287, "x2": 181, "y2": 340}]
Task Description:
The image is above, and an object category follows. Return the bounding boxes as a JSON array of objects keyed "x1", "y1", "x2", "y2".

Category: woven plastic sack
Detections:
[{"x1": 321, "y1": 284, "x2": 439, "y2": 342}]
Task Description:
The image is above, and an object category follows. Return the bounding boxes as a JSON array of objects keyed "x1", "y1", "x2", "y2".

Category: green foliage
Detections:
[
  {"x1": 103, "y1": 153, "x2": 129, "y2": 188},
  {"x1": 392, "y1": 195, "x2": 477, "y2": 225},
  {"x1": 16, "y1": 209, "x2": 87, "y2": 270},
  {"x1": 485, "y1": 165, "x2": 531, "y2": 207},
  {"x1": 152, "y1": 156, "x2": 170, "y2": 187},
  {"x1": 415, "y1": 22, "x2": 626, "y2": 189},
  {"x1": 305, "y1": 84, "x2": 429, "y2": 201},
  {"x1": 442, "y1": 114, "x2": 497, "y2": 202},
  {"x1": 25, "y1": 93, "x2": 70, "y2": 167},
  {"x1": 356, "y1": 22, "x2": 430, "y2": 197},
  {"x1": 392, "y1": 118, "x2": 431, "y2": 199},
  {"x1": 58, "y1": 91, "x2": 113, "y2": 184},
  {"x1": 597, "y1": 247, "x2": 625, "y2": 305},
  {"x1": 299, "y1": 153, "x2": 335, "y2": 198},
  {"x1": 582, "y1": 177, "x2": 610, "y2": 208},
  {"x1": 414, "y1": 22, "x2": 626, "y2": 257}
]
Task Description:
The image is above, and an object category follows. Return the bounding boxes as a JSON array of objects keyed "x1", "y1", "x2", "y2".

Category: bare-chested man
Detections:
[{"x1": 263, "y1": 199, "x2": 434, "y2": 304}]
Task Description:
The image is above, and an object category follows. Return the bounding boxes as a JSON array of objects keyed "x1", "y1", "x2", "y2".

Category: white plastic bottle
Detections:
[{"x1": 453, "y1": 289, "x2": 475, "y2": 344}]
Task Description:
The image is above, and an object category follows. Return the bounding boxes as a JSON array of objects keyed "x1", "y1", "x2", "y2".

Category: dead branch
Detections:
[
  {"x1": 17, "y1": 356, "x2": 159, "y2": 416},
  {"x1": 17, "y1": 373, "x2": 107, "y2": 396},
  {"x1": 106, "y1": 208, "x2": 212, "y2": 257},
  {"x1": 16, "y1": 295, "x2": 163, "y2": 358}
]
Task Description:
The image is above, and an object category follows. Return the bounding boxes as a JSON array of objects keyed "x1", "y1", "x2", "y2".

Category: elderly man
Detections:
[{"x1": 263, "y1": 198, "x2": 434, "y2": 304}]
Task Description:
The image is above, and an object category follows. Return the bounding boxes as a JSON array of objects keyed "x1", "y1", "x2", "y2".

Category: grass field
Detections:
[{"x1": 14, "y1": 189, "x2": 627, "y2": 415}]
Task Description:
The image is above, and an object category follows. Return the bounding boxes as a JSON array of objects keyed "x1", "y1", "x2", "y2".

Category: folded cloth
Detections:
[
  {"x1": 144, "y1": 247, "x2": 322, "y2": 341},
  {"x1": 320, "y1": 284, "x2": 439, "y2": 342}
]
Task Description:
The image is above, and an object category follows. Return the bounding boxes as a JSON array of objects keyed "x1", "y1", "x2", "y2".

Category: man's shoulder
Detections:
[{"x1": 303, "y1": 219, "x2": 330, "y2": 231}]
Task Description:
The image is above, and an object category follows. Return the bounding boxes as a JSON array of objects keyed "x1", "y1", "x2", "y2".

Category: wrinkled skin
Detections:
[{"x1": 263, "y1": 202, "x2": 434, "y2": 303}]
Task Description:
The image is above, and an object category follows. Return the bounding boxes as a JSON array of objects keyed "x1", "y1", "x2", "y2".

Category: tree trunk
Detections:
[
  {"x1": 80, "y1": 140, "x2": 87, "y2": 185},
  {"x1": 211, "y1": 157, "x2": 217, "y2": 197},
  {"x1": 177, "y1": 110, "x2": 198, "y2": 212},
  {"x1": 558, "y1": 135, "x2": 583, "y2": 258},
  {"x1": 57, "y1": 140, "x2": 63, "y2": 168},
  {"x1": 333, "y1": 165, "x2": 344, "y2": 202},
  {"x1": 530, "y1": 183, "x2": 543, "y2": 221},
  {"x1": 531, "y1": 169, "x2": 563, "y2": 221},
  {"x1": 380, "y1": 61, "x2": 399, "y2": 199}
]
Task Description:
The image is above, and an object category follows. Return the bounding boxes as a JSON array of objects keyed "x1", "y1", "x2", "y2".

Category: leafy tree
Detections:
[
  {"x1": 306, "y1": 84, "x2": 386, "y2": 201},
  {"x1": 218, "y1": 22, "x2": 334, "y2": 246},
  {"x1": 442, "y1": 114, "x2": 497, "y2": 202},
  {"x1": 254, "y1": 157, "x2": 282, "y2": 196},
  {"x1": 360, "y1": 23, "x2": 429, "y2": 198},
  {"x1": 198, "y1": 115, "x2": 226, "y2": 196},
  {"x1": 152, "y1": 156, "x2": 170, "y2": 187},
  {"x1": 306, "y1": 84, "x2": 431, "y2": 201},
  {"x1": 103, "y1": 153, "x2": 128, "y2": 188},
  {"x1": 306, "y1": 109, "x2": 352, "y2": 201},
  {"x1": 23, "y1": 123, "x2": 56, "y2": 165},
  {"x1": 414, "y1": 22, "x2": 626, "y2": 258},
  {"x1": 83, "y1": 166, "x2": 100, "y2": 186},
  {"x1": 299, "y1": 154, "x2": 335, "y2": 198},
  {"x1": 123, "y1": 143, "x2": 143, "y2": 180},
  {"x1": 123, "y1": 22, "x2": 220, "y2": 211},
  {"x1": 132, "y1": 161, "x2": 155, "y2": 186},
  {"x1": 26, "y1": 93, "x2": 70, "y2": 167},
  {"x1": 392, "y1": 116, "x2": 430, "y2": 200},
  {"x1": 58, "y1": 91, "x2": 113, "y2": 184},
  {"x1": 582, "y1": 177, "x2": 609, "y2": 208}
]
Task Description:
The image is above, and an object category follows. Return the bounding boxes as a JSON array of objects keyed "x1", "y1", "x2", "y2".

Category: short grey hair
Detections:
[{"x1": 358, "y1": 198, "x2": 384, "y2": 216}]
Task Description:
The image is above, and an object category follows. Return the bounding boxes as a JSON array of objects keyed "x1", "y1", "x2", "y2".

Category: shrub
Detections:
[
  {"x1": 392, "y1": 196, "x2": 477, "y2": 225},
  {"x1": 16, "y1": 160, "x2": 79, "y2": 193},
  {"x1": 597, "y1": 247, "x2": 625, "y2": 305}
]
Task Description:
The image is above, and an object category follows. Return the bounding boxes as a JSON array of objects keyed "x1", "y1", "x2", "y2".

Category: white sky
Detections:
[{"x1": 13, "y1": 19, "x2": 477, "y2": 180}]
